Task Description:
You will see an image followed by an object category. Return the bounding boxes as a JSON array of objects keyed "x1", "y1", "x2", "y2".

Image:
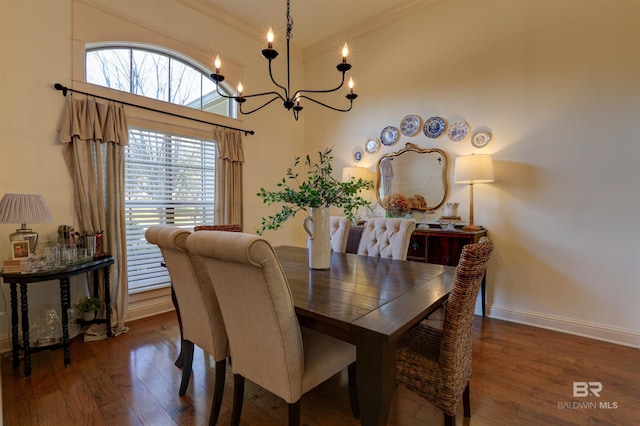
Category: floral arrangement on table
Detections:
[
  {"x1": 407, "y1": 194, "x2": 427, "y2": 209},
  {"x1": 382, "y1": 193, "x2": 429, "y2": 217},
  {"x1": 256, "y1": 147, "x2": 374, "y2": 235},
  {"x1": 381, "y1": 193, "x2": 410, "y2": 217},
  {"x1": 381, "y1": 193, "x2": 409, "y2": 210}
]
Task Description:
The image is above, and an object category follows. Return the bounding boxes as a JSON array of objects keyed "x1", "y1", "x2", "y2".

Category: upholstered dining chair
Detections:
[
  {"x1": 306, "y1": 216, "x2": 352, "y2": 253},
  {"x1": 396, "y1": 236, "x2": 493, "y2": 426},
  {"x1": 145, "y1": 225, "x2": 229, "y2": 426},
  {"x1": 356, "y1": 217, "x2": 416, "y2": 260},
  {"x1": 329, "y1": 216, "x2": 351, "y2": 253},
  {"x1": 185, "y1": 231, "x2": 360, "y2": 426},
  {"x1": 165, "y1": 224, "x2": 241, "y2": 370}
]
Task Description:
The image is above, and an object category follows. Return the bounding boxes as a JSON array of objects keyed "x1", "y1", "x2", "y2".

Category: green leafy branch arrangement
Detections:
[{"x1": 257, "y1": 147, "x2": 374, "y2": 235}]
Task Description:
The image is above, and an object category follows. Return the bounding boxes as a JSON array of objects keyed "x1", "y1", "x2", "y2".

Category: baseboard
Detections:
[
  {"x1": 2, "y1": 299, "x2": 636, "y2": 353},
  {"x1": 487, "y1": 304, "x2": 640, "y2": 348},
  {"x1": 126, "y1": 291, "x2": 175, "y2": 322}
]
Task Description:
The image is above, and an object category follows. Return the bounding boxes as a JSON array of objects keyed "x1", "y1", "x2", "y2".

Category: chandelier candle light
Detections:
[{"x1": 210, "y1": 0, "x2": 357, "y2": 120}]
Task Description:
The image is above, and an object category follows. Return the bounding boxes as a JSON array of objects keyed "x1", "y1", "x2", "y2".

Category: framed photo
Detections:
[{"x1": 11, "y1": 240, "x2": 30, "y2": 260}]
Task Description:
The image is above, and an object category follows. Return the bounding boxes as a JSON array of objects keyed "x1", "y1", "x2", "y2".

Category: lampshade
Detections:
[
  {"x1": 454, "y1": 154, "x2": 495, "y2": 184},
  {"x1": 342, "y1": 166, "x2": 375, "y2": 183},
  {"x1": 453, "y1": 155, "x2": 494, "y2": 232},
  {"x1": 0, "y1": 193, "x2": 53, "y2": 255},
  {"x1": 343, "y1": 167, "x2": 376, "y2": 205}
]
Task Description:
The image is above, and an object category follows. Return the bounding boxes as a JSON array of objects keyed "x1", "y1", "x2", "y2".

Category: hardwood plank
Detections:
[{"x1": 3, "y1": 312, "x2": 639, "y2": 425}]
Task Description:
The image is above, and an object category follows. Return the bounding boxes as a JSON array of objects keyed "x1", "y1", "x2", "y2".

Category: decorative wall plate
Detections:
[
  {"x1": 447, "y1": 121, "x2": 470, "y2": 142},
  {"x1": 400, "y1": 114, "x2": 422, "y2": 137},
  {"x1": 380, "y1": 126, "x2": 399, "y2": 146},
  {"x1": 353, "y1": 146, "x2": 364, "y2": 163},
  {"x1": 423, "y1": 116, "x2": 447, "y2": 138},
  {"x1": 471, "y1": 131, "x2": 492, "y2": 148},
  {"x1": 365, "y1": 137, "x2": 380, "y2": 154}
]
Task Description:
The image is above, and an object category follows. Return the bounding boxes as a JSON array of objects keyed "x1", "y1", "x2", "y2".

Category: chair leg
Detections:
[
  {"x1": 231, "y1": 374, "x2": 245, "y2": 426},
  {"x1": 175, "y1": 342, "x2": 185, "y2": 368},
  {"x1": 347, "y1": 362, "x2": 360, "y2": 419},
  {"x1": 171, "y1": 286, "x2": 185, "y2": 368},
  {"x1": 288, "y1": 400, "x2": 301, "y2": 426},
  {"x1": 178, "y1": 340, "x2": 194, "y2": 395},
  {"x1": 444, "y1": 413, "x2": 455, "y2": 426},
  {"x1": 208, "y1": 359, "x2": 227, "y2": 426},
  {"x1": 463, "y1": 382, "x2": 471, "y2": 418}
]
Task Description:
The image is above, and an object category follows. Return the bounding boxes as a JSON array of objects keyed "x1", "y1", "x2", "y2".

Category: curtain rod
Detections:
[{"x1": 53, "y1": 83, "x2": 255, "y2": 136}]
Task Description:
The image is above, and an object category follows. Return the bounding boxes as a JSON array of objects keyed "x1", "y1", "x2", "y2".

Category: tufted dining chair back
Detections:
[
  {"x1": 329, "y1": 216, "x2": 351, "y2": 253},
  {"x1": 305, "y1": 216, "x2": 351, "y2": 253},
  {"x1": 356, "y1": 217, "x2": 416, "y2": 261}
]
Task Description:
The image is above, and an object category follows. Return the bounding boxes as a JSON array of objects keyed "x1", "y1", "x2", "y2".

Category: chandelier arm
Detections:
[
  {"x1": 239, "y1": 90, "x2": 286, "y2": 101},
  {"x1": 214, "y1": 81, "x2": 285, "y2": 103},
  {"x1": 267, "y1": 59, "x2": 289, "y2": 96},
  {"x1": 238, "y1": 96, "x2": 282, "y2": 115},
  {"x1": 213, "y1": 83, "x2": 236, "y2": 100},
  {"x1": 292, "y1": 73, "x2": 347, "y2": 98},
  {"x1": 297, "y1": 95, "x2": 354, "y2": 113}
]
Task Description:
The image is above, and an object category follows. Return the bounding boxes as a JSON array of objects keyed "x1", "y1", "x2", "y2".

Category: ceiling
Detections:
[{"x1": 179, "y1": 0, "x2": 435, "y2": 51}]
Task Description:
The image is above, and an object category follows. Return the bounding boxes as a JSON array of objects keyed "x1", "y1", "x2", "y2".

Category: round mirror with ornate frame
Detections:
[{"x1": 376, "y1": 143, "x2": 449, "y2": 211}]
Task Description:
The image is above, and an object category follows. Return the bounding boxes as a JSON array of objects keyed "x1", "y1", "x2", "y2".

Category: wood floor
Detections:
[{"x1": 2, "y1": 312, "x2": 638, "y2": 425}]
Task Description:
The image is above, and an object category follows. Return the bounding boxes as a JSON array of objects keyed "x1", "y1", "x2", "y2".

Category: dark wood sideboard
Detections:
[{"x1": 346, "y1": 225, "x2": 488, "y2": 315}]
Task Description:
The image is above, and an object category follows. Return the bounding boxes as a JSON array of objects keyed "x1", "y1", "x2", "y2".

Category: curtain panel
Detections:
[
  {"x1": 59, "y1": 96, "x2": 129, "y2": 337},
  {"x1": 215, "y1": 127, "x2": 244, "y2": 227}
]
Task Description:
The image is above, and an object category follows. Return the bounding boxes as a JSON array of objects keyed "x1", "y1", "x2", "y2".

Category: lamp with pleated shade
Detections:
[
  {"x1": 454, "y1": 154, "x2": 494, "y2": 232},
  {"x1": 342, "y1": 166, "x2": 376, "y2": 199},
  {"x1": 0, "y1": 193, "x2": 53, "y2": 255},
  {"x1": 342, "y1": 166, "x2": 376, "y2": 221}
]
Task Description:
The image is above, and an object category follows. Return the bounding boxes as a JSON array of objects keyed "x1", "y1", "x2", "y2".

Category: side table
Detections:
[{"x1": 0, "y1": 257, "x2": 114, "y2": 377}]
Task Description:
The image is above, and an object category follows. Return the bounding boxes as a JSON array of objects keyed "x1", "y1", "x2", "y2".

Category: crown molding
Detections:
[
  {"x1": 303, "y1": 0, "x2": 440, "y2": 60},
  {"x1": 178, "y1": 0, "x2": 441, "y2": 61}
]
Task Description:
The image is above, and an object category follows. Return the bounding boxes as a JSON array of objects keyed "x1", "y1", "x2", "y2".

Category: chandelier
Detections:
[{"x1": 210, "y1": 0, "x2": 357, "y2": 121}]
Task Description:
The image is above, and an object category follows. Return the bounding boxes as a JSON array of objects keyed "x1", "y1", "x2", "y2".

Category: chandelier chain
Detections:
[{"x1": 286, "y1": 0, "x2": 293, "y2": 41}]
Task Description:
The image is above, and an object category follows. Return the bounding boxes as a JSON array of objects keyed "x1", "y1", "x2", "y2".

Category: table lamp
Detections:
[
  {"x1": 343, "y1": 166, "x2": 375, "y2": 197},
  {"x1": 342, "y1": 166, "x2": 375, "y2": 183},
  {"x1": 343, "y1": 166, "x2": 376, "y2": 218},
  {"x1": 0, "y1": 193, "x2": 53, "y2": 255},
  {"x1": 453, "y1": 154, "x2": 494, "y2": 232}
]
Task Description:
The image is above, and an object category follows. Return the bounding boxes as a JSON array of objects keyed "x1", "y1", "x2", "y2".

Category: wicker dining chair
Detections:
[{"x1": 396, "y1": 236, "x2": 493, "y2": 426}]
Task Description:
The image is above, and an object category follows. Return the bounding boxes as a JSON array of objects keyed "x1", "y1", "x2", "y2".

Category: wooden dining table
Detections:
[{"x1": 274, "y1": 246, "x2": 455, "y2": 426}]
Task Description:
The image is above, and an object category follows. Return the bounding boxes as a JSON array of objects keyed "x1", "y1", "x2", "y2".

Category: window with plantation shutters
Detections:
[{"x1": 125, "y1": 127, "x2": 216, "y2": 293}]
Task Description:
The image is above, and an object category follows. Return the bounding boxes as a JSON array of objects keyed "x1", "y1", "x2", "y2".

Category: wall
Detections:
[
  {"x1": 0, "y1": 0, "x2": 303, "y2": 346},
  {"x1": 1, "y1": 0, "x2": 638, "y2": 354},
  {"x1": 304, "y1": 0, "x2": 640, "y2": 346}
]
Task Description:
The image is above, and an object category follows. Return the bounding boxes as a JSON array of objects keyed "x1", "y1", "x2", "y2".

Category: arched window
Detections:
[
  {"x1": 85, "y1": 43, "x2": 235, "y2": 117},
  {"x1": 84, "y1": 43, "x2": 232, "y2": 293}
]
